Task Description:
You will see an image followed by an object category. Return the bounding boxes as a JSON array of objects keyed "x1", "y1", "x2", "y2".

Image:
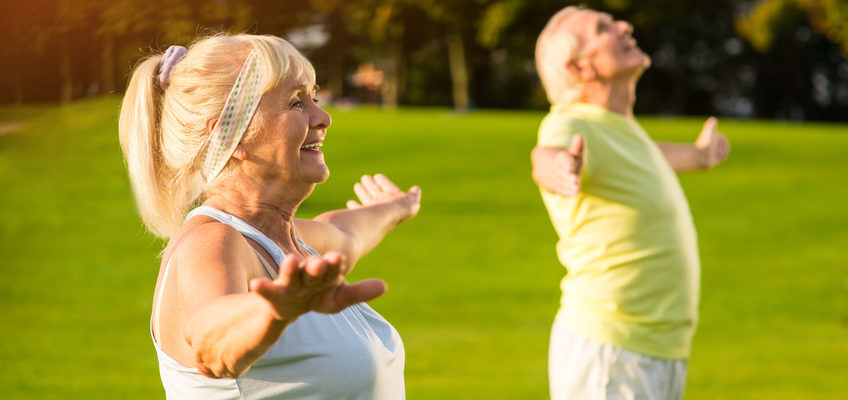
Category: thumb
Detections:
[
  {"x1": 568, "y1": 134, "x2": 585, "y2": 158},
  {"x1": 697, "y1": 117, "x2": 717, "y2": 144},
  {"x1": 250, "y1": 277, "x2": 279, "y2": 301},
  {"x1": 407, "y1": 185, "x2": 422, "y2": 201},
  {"x1": 568, "y1": 134, "x2": 585, "y2": 175},
  {"x1": 346, "y1": 200, "x2": 362, "y2": 209},
  {"x1": 334, "y1": 279, "x2": 387, "y2": 309},
  {"x1": 703, "y1": 116, "x2": 718, "y2": 133}
]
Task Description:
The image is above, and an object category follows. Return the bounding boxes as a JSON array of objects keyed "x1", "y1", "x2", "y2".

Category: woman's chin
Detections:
[{"x1": 306, "y1": 167, "x2": 330, "y2": 184}]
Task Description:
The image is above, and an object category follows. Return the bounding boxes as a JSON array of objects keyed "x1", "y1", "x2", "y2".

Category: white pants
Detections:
[{"x1": 549, "y1": 315, "x2": 687, "y2": 400}]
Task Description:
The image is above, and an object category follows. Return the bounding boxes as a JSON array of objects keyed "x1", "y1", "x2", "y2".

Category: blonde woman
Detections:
[{"x1": 119, "y1": 34, "x2": 421, "y2": 399}]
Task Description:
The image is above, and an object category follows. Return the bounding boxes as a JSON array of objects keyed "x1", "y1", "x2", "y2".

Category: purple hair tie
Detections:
[{"x1": 157, "y1": 45, "x2": 188, "y2": 90}]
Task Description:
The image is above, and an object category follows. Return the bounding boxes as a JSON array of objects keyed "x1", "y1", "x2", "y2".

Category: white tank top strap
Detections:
[
  {"x1": 151, "y1": 257, "x2": 173, "y2": 344},
  {"x1": 185, "y1": 206, "x2": 319, "y2": 262},
  {"x1": 187, "y1": 206, "x2": 287, "y2": 264},
  {"x1": 252, "y1": 247, "x2": 278, "y2": 279}
]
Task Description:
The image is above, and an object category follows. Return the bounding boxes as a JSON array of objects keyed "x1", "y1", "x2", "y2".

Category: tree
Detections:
[
  {"x1": 736, "y1": 0, "x2": 848, "y2": 56},
  {"x1": 735, "y1": 0, "x2": 848, "y2": 119},
  {"x1": 413, "y1": 0, "x2": 480, "y2": 111}
]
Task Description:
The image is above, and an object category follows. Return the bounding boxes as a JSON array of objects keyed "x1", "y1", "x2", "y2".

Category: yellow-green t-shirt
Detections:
[{"x1": 537, "y1": 102, "x2": 700, "y2": 359}]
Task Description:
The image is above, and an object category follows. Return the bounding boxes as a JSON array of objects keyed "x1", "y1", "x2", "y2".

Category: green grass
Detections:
[{"x1": 1, "y1": 97, "x2": 846, "y2": 399}]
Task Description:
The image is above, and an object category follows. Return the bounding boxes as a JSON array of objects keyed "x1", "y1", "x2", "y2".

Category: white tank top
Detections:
[{"x1": 151, "y1": 206, "x2": 405, "y2": 399}]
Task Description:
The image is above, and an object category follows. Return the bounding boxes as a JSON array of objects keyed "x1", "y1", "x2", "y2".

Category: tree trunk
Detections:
[
  {"x1": 381, "y1": 40, "x2": 403, "y2": 108},
  {"x1": 326, "y1": 12, "x2": 345, "y2": 102},
  {"x1": 394, "y1": 38, "x2": 406, "y2": 104},
  {"x1": 101, "y1": 33, "x2": 115, "y2": 95},
  {"x1": 446, "y1": 30, "x2": 469, "y2": 112},
  {"x1": 60, "y1": 34, "x2": 73, "y2": 104}
]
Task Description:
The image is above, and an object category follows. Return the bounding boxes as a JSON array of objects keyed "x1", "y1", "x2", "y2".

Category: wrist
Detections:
[
  {"x1": 696, "y1": 146, "x2": 710, "y2": 169},
  {"x1": 389, "y1": 200, "x2": 410, "y2": 225}
]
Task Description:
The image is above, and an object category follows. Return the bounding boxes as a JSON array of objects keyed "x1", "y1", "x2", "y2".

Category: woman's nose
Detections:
[{"x1": 311, "y1": 104, "x2": 332, "y2": 130}]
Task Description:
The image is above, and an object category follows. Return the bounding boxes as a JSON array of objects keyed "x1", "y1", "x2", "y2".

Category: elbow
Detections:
[
  {"x1": 187, "y1": 332, "x2": 250, "y2": 379},
  {"x1": 194, "y1": 350, "x2": 249, "y2": 379}
]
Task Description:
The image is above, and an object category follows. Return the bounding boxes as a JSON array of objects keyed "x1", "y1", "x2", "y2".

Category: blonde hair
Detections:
[
  {"x1": 119, "y1": 34, "x2": 316, "y2": 238},
  {"x1": 535, "y1": 6, "x2": 584, "y2": 105}
]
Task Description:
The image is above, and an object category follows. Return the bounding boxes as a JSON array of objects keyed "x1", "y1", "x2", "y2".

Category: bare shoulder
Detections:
[{"x1": 166, "y1": 216, "x2": 260, "y2": 294}]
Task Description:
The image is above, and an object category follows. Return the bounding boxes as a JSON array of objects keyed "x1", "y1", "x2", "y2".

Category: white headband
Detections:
[{"x1": 200, "y1": 50, "x2": 264, "y2": 182}]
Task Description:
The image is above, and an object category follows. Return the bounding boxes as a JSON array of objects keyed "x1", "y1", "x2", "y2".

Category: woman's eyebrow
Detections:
[{"x1": 289, "y1": 84, "x2": 319, "y2": 96}]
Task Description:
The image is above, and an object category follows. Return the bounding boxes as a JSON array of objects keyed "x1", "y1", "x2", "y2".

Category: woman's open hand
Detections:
[
  {"x1": 249, "y1": 251, "x2": 386, "y2": 320},
  {"x1": 347, "y1": 174, "x2": 421, "y2": 223}
]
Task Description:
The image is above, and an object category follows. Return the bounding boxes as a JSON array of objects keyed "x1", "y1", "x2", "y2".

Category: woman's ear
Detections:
[
  {"x1": 206, "y1": 118, "x2": 219, "y2": 135},
  {"x1": 231, "y1": 144, "x2": 248, "y2": 161}
]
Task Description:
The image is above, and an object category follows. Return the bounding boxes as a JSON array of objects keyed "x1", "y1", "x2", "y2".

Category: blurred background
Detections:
[
  {"x1": 1, "y1": 0, "x2": 847, "y2": 120},
  {"x1": 1, "y1": 1, "x2": 847, "y2": 399}
]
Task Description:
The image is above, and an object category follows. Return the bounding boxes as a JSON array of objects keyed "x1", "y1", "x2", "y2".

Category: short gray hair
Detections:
[{"x1": 535, "y1": 6, "x2": 584, "y2": 105}]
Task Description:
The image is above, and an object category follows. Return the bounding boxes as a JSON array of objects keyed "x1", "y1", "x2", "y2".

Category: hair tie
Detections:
[{"x1": 158, "y1": 46, "x2": 188, "y2": 90}]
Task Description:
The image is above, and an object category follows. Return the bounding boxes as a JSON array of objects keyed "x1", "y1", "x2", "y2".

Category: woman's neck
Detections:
[{"x1": 203, "y1": 177, "x2": 313, "y2": 251}]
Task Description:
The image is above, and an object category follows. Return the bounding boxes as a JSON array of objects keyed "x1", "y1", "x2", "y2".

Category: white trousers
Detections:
[{"x1": 549, "y1": 314, "x2": 688, "y2": 400}]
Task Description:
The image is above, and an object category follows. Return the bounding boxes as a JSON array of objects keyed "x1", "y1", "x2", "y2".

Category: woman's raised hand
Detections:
[
  {"x1": 249, "y1": 251, "x2": 386, "y2": 320},
  {"x1": 347, "y1": 174, "x2": 421, "y2": 223}
]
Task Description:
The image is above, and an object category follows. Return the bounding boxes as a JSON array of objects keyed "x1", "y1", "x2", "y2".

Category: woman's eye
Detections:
[
  {"x1": 312, "y1": 98, "x2": 319, "y2": 104},
  {"x1": 290, "y1": 100, "x2": 304, "y2": 109}
]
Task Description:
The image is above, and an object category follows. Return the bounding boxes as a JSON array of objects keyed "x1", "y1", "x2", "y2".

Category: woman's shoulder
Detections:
[{"x1": 163, "y1": 216, "x2": 257, "y2": 274}]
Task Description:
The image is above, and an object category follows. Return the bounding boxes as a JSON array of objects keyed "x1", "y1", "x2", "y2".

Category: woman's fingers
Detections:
[
  {"x1": 360, "y1": 175, "x2": 381, "y2": 197},
  {"x1": 330, "y1": 279, "x2": 387, "y2": 311},
  {"x1": 249, "y1": 277, "x2": 277, "y2": 300},
  {"x1": 301, "y1": 252, "x2": 344, "y2": 288},
  {"x1": 276, "y1": 253, "x2": 301, "y2": 288},
  {"x1": 373, "y1": 173, "x2": 400, "y2": 192},
  {"x1": 353, "y1": 173, "x2": 418, "y2": 207},
  {"x1": 353, "y1": 182, "x2": 373, "y2": 203},
  {"x1": 300, "y1": 256, "x2": 328, "y2": 289}
]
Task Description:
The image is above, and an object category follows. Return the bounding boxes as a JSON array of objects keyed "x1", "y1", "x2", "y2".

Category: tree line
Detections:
[{"x1": 1, "y1": 0, "x2": 846, "y2": 121}]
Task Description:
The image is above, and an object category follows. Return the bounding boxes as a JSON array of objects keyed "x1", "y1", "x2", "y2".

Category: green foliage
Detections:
[
  {"x1": 736, "y1": 0, "x2": 848, "y2": 55},
  {"x1": 1, "y1": 99, "x2": 847, "y2": 399},
  {"x1": 3, "y1": 0, "x2": 848, "y2": 120},
  {"x1": 477, "y1": 0, "x2": 523, "y2": 49}
]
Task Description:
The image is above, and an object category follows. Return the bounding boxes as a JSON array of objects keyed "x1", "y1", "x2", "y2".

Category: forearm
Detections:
[
  {"x1": 185, "y1": 292, "x2": 290, "y2": 379},
  {"x1": 314, "y1": 202, "x2": 405, "y2": 261},
  {"x1": 656, "y1": 142, "x2": 707, "y2": 173}
]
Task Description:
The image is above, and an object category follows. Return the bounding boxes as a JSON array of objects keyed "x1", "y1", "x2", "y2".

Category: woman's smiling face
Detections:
[{"x1": 247, "y1": 75, "x2": 332, "y2": 186}]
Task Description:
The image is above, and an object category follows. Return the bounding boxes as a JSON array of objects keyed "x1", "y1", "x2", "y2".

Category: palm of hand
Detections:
[
  {"x1": 347, "y1": 174, "x2": 421, "y2": 221},
  {"x1": 249, "y1": 251, "x2": 386, "y2": 320}
]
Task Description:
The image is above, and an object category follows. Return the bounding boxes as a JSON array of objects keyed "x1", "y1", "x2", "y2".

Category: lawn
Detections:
[{"x1": 0, "y1": 97, "x2": 845, "y2": 399}]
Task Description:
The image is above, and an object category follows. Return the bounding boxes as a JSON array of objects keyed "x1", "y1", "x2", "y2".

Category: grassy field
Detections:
[{"x1": 1, "y1": 97, "x2": 846, "y2": 399}]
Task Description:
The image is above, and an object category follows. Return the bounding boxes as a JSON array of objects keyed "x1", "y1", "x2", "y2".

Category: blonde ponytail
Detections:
[{"x1": 119, "y1": 56, "x2": 177, "y2": 238}]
